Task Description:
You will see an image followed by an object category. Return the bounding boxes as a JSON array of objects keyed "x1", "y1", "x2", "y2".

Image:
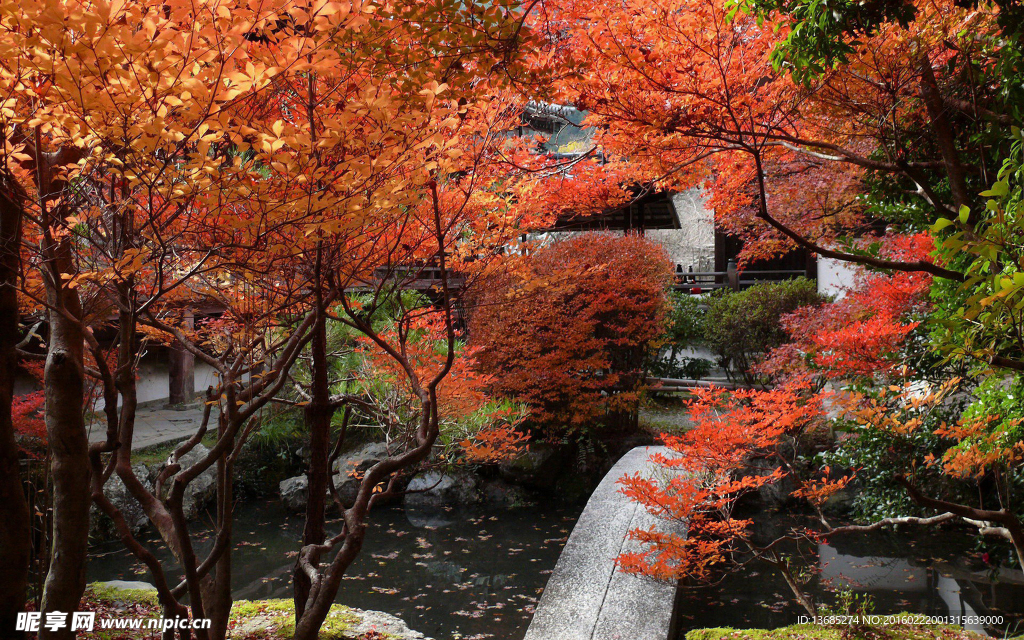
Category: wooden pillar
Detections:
[
  {"x1": 804, "y1": 250, "x2": 818, "y2": 281},
  {"x1": 167, "y1": 310, "x2": 194, "y2": 406},
  {"x1": 714, "y1": 229, "x2": 729, "y2": 273}
]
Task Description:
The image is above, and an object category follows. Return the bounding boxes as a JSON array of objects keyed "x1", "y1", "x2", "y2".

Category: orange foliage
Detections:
[
  {"x1": 618, "y1": 380, "x2": 841, "y2": 582},
  {"x1": 837, "y1": 379, "x2": 958, "y2": 436},
  {"x1": 759, "y1": 233, "x2": 933, "y2": 381},
  {"x1": 841, "y1": 379, "x2": 1024, "y2": 481},
  {"x1": 468, "y1": 233, "x2": 674, "y2": 434},
  {"x1": 792, "y1": 471, "x2": 854, "y2": 507},
  {"x1": 540, "y1": 0, "x2": 997, "y2": 262},
  {"x1": 459, "y1": 426, "x2": 530, "y2": 465},
  {"x1": 935, "y1": 417, "x2": 1024, "y2": 480},
  {"x1": 359, "y1": 313, "x2": 528, "y2": 464},
  {"x1": 809, "y1": 314, "x2": 920, "y2": 376}
]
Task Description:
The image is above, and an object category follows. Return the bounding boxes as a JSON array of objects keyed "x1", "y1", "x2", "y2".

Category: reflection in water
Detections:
[
  {"x1": 673, "y1": 518, "x2": 1024, "y2": 639},
  {"x1": 88, "y1": 500, "x2": 1024, "y2": 639},
  {"x1": 88, "y1": 500, "x2": 583, "y2": 640}
]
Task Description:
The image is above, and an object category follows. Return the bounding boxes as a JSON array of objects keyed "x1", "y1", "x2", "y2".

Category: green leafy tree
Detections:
[
  {"x1": 931, "y1": 127, "x2": 1024, "y2": 372},
  {"x1": 704, "y1": 278, "x2": 826, "y2": 383}
]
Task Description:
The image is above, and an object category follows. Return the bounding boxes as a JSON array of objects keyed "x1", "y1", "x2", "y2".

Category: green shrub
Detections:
[
  {"x1": 704, "y1": 277, "x2": 825, "y2": 383},
  {"x1": 666, "y1": 292, "x2": 707, "y2": 348},
  {"x1": 649, "y1": 354, "x2": 714, "y2": 380},
  {"x1": 678, "y1": 356, "x2": 713, "y2": 379},
  {"x1": 650, "y1": 293, "x2": 714, "y2": 380}
]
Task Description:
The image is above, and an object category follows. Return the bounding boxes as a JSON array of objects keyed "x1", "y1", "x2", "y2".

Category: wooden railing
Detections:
[
  {"x1": 647, "y1": 376, "x2": 764, "y2": 391},
  {"x1": 673, "y1": 260, "x2": 809, "y2": 293},
  {"x1": 369, "y1": 265, "x2": 467, "y2": 291},
  {"x1": 369, "y1": 259, "x2": 808, "y2": 295}
]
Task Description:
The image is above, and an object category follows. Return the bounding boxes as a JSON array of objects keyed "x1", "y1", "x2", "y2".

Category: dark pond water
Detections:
[
  {"x1": 88, "y1": 500, "x2": 583, "y2": 640},
  {"x1": 89, "y1": 498, "x2": 1024, "y2": 640},
  {"x1": 673, "y1": 513, "x2": 1024, "y2": 639}
]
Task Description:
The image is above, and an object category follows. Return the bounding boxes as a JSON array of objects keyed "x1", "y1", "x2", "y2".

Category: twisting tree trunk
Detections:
[
  {"x1": 205, "y1": 409, "x2": 235, "y2": 640},
  {"x1": 917, "y1": 56, "x2": 973, "y2": 215},
  {"x1": 293, "y1": 70, "x2": 338, "y2": 622},
  {"x1": 291, "y1": 182, "x2": 459, "y2": 640},
  {"x1": 102, "y1": 307, "x2": 320, "y2": 640},
  {"x1": 295, "y1": 243, "x2": 333, "y2": 620},
  {"x1": 0, "y1": 188, "x2": 31, "y2": 639}
]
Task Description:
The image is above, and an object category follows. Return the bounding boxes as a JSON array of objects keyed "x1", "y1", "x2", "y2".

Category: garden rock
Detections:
[
  {"x1": 89, "y1": 582, "x2": 432, "y2": 640},
  {"x1": 279, "y1": 475, "x2": 309, "y2": 511},
  {"x1": 157, "y1": 444, "x2": 218, "y2": 520},
  {"x1": 404, "y1": 470, "x2": 480, "y2": 508},
  {"x1": 280, "y1": 470, "x2": 382, "y2": 511},
  {"x1": 88, "y1": 581, "x2": 160, "y2": 610},
  {"x1": 90, "y1": 463, "x2": 154, "y2": 539},
  {"x1": 330, "y1": 472, "x2": 362, "y2": 508},
  {"x1": 93, "y1": 580, "x2": 156, "y2": 593},
  {"x1": 342, "y1": 608, "x2": 431, "y2": 639},
  {"x1": 279, "y1": 472, "x2": 370, "y2": 511},
  {"x1": 332, "y1": 441, "x2": 389, "y2": 474},
  {"x1": 822, "y1": 476, "x2": 859, "y2": 516}
]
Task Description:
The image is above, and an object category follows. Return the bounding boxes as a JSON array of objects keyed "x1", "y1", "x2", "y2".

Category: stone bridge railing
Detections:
[{"x1": 523, "y1": 446, "x2": 684, "y2": 640}]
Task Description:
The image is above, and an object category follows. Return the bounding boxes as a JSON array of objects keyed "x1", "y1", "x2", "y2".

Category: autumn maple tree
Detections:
[
  {"x1": 2, "y1": 0, "x2": 1023, "y2": 633},
  {"x1": 0, "y1": 0, "x2": 546, "y2": 637},
  {"x1": 542, "y1": 0, "x2": 1014, "y2": 280},
  {"x1": 513, "y1": 0, "x2": 1024, "y2": 610},
  {"x1": 835, "y1": 379, "x2": 1024, "y2": 569},
  {"x1": 618, "y1": 380, "x2": 840, "y2": 616},
  {"x1": 468, "y1": 233, "x2": 674, "y2": 436},
  {"x1": 757, "y1": 233, "x2": 934, "y2": 383},
  {"x1": 0, "y1": 0, "x2": 347, "y2": 631},
  {"x1": 620, "y1": 220, "x2": 1024, "y2": 614}
]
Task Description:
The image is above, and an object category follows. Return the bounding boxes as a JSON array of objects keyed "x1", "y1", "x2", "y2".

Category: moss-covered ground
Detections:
[
  {"x1": 78, "y1": 584, "x2": 392, "y2": 639},
  {"x1": 685, "y1": 623, "x2": 997, "y2": 640}
]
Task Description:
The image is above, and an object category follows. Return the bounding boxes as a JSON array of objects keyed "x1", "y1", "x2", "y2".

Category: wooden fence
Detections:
[{"x1": 672, "y1": 259, "x2": 809, "y2": 293}]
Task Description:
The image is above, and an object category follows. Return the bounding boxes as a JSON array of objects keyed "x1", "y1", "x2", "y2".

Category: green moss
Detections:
[
  {"x1": 230, "y1": 598, "x2": 297, "y2": 618},
  {"x1": 228, "y1": 598, "x2": 362, "y2": 638},
  {"x1": 685, "y1": 623, "x2": 992, "y2": 640},
  {"x1": 83, "y1": 586, "x2": 386, "y2": 639},
  {"x1": 128, "y1": 431, "x2": 219, "y2": 466},
  {"x1": 85, "y1": 582, "x2": 161, "y2": 607},
  {"x1": 318, "y1": 605, "x2": 361, "y2": 638},
  {"x1": 130, "y1": 441, "x2": 180, "y2": 466}
]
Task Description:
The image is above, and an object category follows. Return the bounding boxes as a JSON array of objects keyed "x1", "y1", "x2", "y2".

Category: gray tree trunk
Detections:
[
  {"x1": 36, "y1": 149, "x2": 91, "y2": 640},
  {"x1": 38, "y1": 287, "x2": 90, "y2": 640}
]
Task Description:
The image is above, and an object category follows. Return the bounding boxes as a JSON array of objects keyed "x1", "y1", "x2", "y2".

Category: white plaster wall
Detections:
[
  {"x1": 646, "y1": 189, "x2": 716, "y2": 271},
  {"x1": 135, "y1": 357, "x2": 170, "y2": 405},
  {"x1": 132, "y1": 353, "x2": 221, "y2": 405},
  {"x1": 194, "y1": 361, "x2": 219, "y2": 395},
  {"x1": 817, "y1": 256, "x2": 861, "y2": 300}
]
